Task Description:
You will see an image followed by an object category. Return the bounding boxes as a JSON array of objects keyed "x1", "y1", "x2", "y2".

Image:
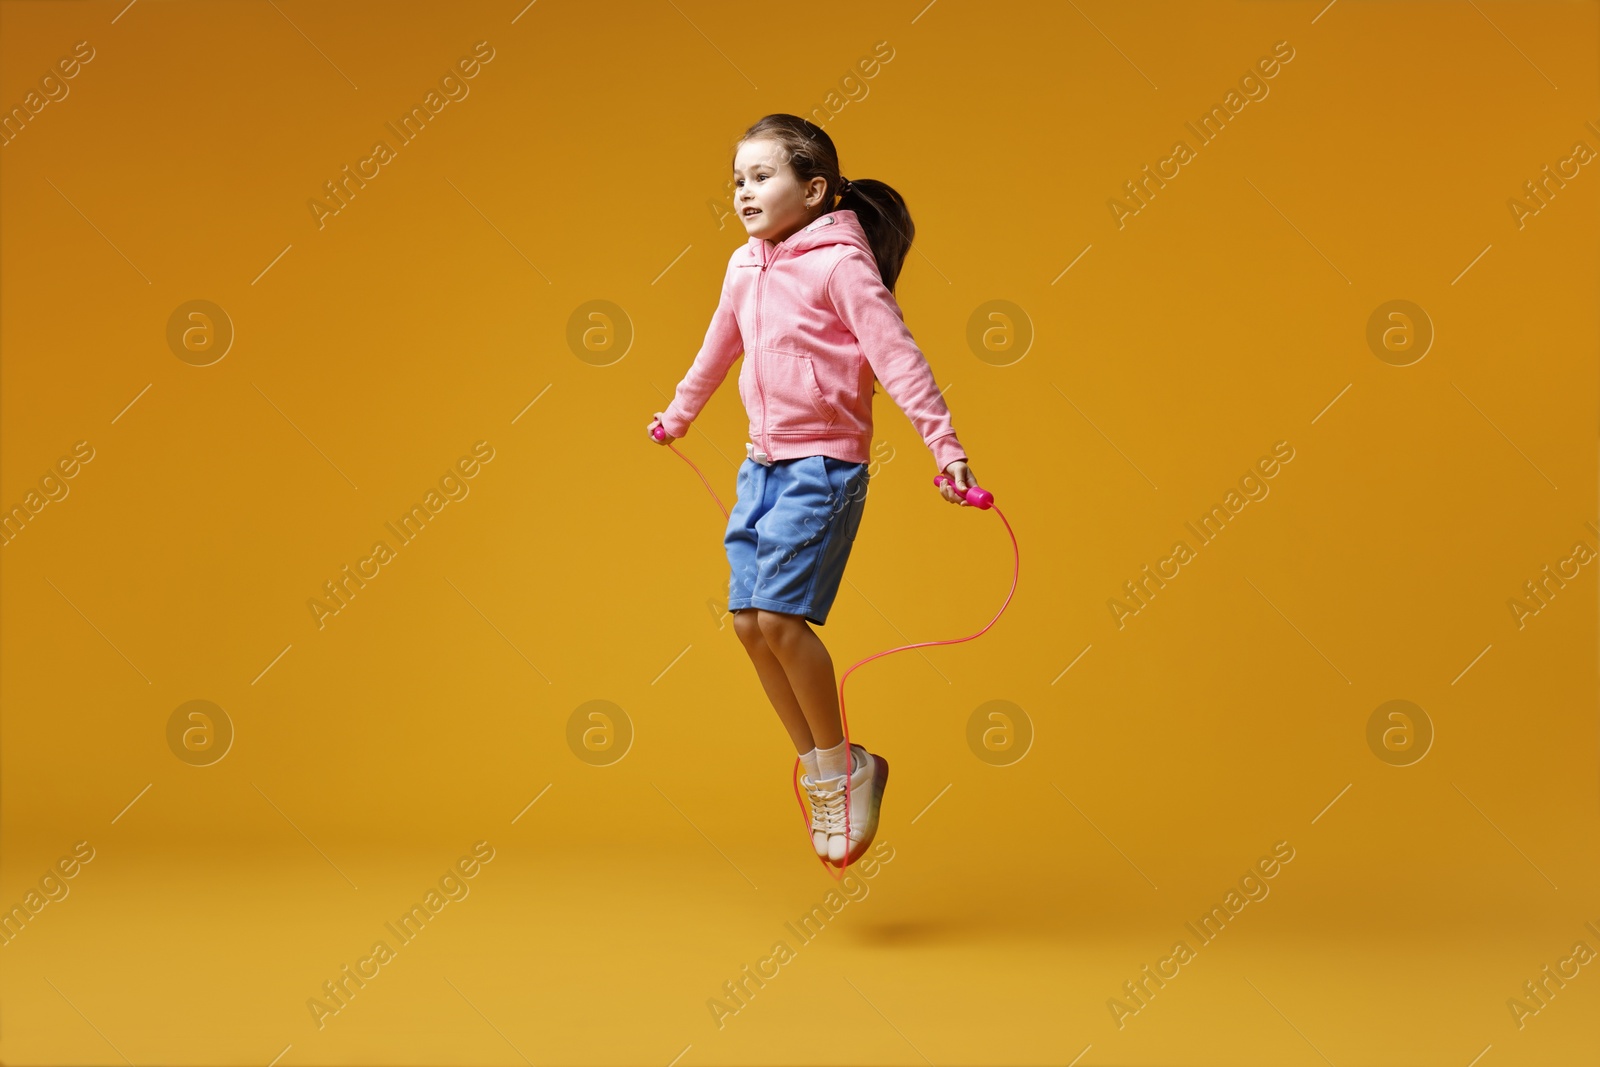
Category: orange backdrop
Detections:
[{"x1": 2, "y1": 1, "x2": 1596, "y2": 1064}]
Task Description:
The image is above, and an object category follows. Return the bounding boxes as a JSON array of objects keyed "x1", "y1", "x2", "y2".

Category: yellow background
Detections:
[{"x1": 2, "y1": 0, "x2": 1596, "y2": 1064}]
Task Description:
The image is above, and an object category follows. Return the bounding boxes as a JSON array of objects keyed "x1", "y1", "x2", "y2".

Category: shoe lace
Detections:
[
  {"x1": 803, "y1": 783, "x2": 827, "y2": 828},
  {"x1": 811, "y1": 779, "x2": 848, "y2": 834}
]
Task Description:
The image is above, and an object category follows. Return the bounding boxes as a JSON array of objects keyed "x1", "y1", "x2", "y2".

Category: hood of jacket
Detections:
[{"x1": 740, "y1": 208, "x2": 874, "y2": 270}]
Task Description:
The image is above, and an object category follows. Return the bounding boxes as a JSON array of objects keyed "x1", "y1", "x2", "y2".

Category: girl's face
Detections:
[{"x1": 733, "y1": 137, "x2": 828, "y2": 245}]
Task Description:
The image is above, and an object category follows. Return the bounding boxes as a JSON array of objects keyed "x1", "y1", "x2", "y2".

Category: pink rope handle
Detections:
[{"x1": 654, "y1": 431, "x2": 1018, "y2": 878}]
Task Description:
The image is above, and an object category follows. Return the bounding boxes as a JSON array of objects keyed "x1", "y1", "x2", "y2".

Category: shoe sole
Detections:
[{"x1": 834, "y1": 753, "x2": 889, "y2": 867}]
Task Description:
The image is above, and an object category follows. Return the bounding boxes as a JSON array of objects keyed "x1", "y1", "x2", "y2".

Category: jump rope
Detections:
[{"x1": 651, "y1": 423, "x2": 1019, "y2": 879}]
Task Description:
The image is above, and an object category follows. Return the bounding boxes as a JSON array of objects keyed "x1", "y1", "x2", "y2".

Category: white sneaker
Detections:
[
  {"x1": 799, "y1": 772, "x2": 835, "y2": 858},
  {"x1": 825, "y1": 744, "x2": 888, "y2": 867}
]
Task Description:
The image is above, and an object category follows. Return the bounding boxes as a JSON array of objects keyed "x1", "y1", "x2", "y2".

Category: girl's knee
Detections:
[
  {"x1": 755, "y1": 608, "x2": 805, "y2": 646},
  {"x1": 731, "y1": 608, "x2": 765, "y2": 646}
]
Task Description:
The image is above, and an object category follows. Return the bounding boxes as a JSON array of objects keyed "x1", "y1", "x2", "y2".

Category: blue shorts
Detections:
[{"x1": 725, "y1": 453, "x2": 871, "y2": 626}]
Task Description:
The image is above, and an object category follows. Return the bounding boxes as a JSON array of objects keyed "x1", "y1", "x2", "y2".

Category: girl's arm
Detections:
[
  {"x1": 659, "y1": 267, "x2": 744, "y2": 439},
  {"x1": 825, "y1": 250, "x2": 968, "y2": 473}
]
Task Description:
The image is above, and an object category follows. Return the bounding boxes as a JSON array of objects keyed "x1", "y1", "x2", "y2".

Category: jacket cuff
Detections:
[
  {"x1": 659, "y1": 407, "x2": 691, "y2": 439},
  {"x1": 930, "y1": 433, "x2": 967, "y2": 474}
]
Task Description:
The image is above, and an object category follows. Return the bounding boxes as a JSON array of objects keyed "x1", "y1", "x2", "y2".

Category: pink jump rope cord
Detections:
[{"x1": 652, "y1": 425, "x2": 1019, "y2": 878}]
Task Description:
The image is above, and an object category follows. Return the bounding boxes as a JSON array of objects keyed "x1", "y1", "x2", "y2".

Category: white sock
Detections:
[
  {"x1": 799, "y1": 747, "x2": 820, "y2": 780},
  {"x1": 816, "y1": 738, "x2": 854, "y2": 781}
]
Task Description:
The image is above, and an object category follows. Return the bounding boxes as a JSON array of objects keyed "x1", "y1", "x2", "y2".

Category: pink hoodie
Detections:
[{"x1": 659, "y1": 209, "x2": 967, "y2": 473}]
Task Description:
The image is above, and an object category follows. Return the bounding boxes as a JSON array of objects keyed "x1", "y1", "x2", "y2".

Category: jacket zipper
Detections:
[{"x1": 754, "y1": 242, "x2": 780, "y2": 458}]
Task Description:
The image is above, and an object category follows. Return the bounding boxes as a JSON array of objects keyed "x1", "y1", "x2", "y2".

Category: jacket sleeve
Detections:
[
  {"x1": 659, "y1": 266, "x2": 744, "y2": 439},
  {"x1": 825, "y1": 249, "x2": 968, "y2": 473}
]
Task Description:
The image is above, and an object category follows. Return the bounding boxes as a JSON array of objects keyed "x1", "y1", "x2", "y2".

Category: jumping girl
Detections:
[{"x1": 647, "y1": 113, "x2": 979, "y2": 867}]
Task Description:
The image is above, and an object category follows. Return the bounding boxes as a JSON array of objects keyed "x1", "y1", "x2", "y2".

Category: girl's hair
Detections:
[{"x1": 732, "y1": 113, "x2": 915, "y2": 293}]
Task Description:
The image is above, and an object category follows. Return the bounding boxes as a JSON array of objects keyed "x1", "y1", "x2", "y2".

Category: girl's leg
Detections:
[
  {"x1": 752, "y1": 609, "x2": 843, "y2": 750},
  {"x1": 731, "y1": 608, "x2": 816, "y2": 754}
]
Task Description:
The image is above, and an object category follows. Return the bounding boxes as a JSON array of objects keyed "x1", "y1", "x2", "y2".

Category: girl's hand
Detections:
[
  {"x1": 648, "y1": 412, "x2": 675, "y2": 444},
  {"x1": 940, "y1": 460, "x2": 977, "y2": 505}
]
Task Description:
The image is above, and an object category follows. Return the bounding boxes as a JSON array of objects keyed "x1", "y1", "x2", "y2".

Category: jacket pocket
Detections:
[{"x1": 765, "y1": 348, "x2": 838, "y2": 429}]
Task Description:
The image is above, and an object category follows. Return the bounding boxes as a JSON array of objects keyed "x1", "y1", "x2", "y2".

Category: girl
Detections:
[{"x1": 647, "y1": 114, "x2": 979, "y2": 867}]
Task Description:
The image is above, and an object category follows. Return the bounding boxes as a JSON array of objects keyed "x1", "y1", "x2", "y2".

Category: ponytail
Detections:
[{"x1": 835, "y1": 178, "x2": 914, "y2": 293}]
